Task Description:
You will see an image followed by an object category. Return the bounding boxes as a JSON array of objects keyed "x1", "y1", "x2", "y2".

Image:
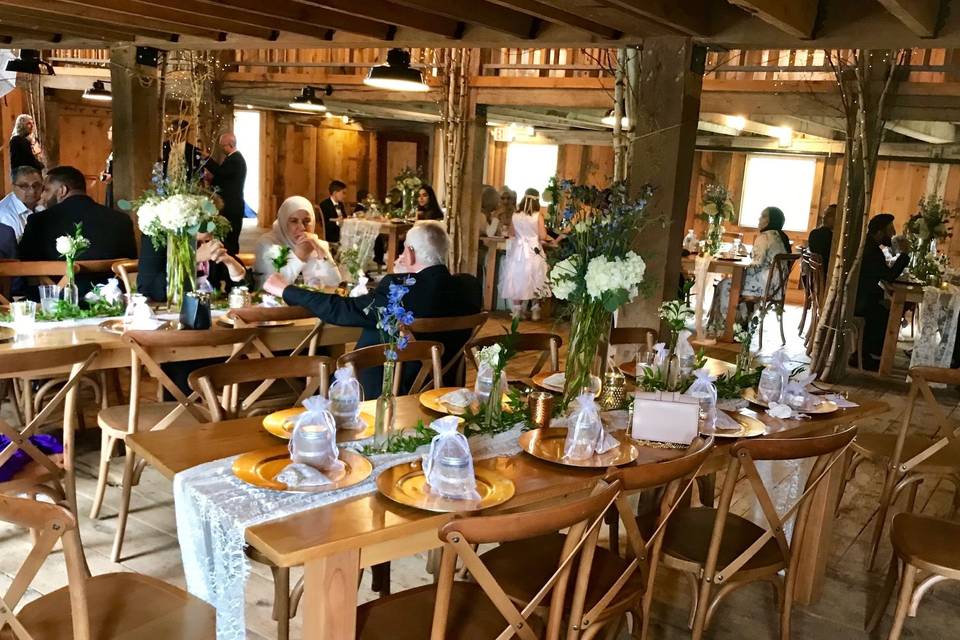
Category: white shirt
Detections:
[{"x1": 0, "y1": 192, "x2": 34, "y2": 240}]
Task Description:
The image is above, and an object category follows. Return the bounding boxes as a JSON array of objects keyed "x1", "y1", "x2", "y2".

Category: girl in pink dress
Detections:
[{"x1": 499, "y1": 188, "x2": 552, "y2": 320}]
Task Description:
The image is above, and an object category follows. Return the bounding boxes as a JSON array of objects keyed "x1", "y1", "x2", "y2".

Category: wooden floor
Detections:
[{"x1": 1, "y1": 304, "x2": 957, "y2": 639}]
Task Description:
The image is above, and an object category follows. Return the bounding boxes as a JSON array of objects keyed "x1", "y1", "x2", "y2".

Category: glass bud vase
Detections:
[
  {"x1": 62, "y1": 260, "x2": 79, "y2": 306},
  {"x1": 402, "y1": 188, "x2": 415, "y2": 216},
  {"x1": 166, "y1": 232, "x2": 197, "y2": 311},
  {"x1": 374, "y1": 361, "x2": 398, "y2": 446},
  {"x1": 482, "y1": 371, "x2": 504, "y2": 432}
]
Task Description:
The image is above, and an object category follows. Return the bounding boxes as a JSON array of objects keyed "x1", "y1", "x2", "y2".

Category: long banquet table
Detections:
[{"x1": 128, "y1": 389, "x2": 887, "y2": 639}]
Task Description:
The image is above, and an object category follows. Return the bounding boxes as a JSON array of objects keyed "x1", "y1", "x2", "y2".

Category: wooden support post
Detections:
[
  {"x1": 40, "y1": 89, "x2": 59, "y2": 168},
  {"x1": 618, "y1": 37, "x2": 705, "y2": 330},
  {"x1": 456, "y1": 103, "x2": 487, "y2": 275},
  {"x1": 109, "y1": 45, "x2": 161, "y2": 209}
]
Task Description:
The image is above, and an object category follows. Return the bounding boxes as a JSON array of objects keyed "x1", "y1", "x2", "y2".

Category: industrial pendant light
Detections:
[
  {"x1": 289, "y1": 86, "x2": 328, "y2": 112},
  {"x1": 82, "y1": 80, "x2": 112, "y2": 102},
  {"x1": 5, "y1": 49, "x2": 54, "y2": 75},
  {"x1": 364, "y1": 49, "x2": 429, "y2": 92}
]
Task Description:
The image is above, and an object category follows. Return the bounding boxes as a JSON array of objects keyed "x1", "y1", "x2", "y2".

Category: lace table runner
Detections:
[
  {"x1": 908, "y1": 285, "x2": 960, "y2": 387},
  {"x1": 173, "y1": 426, "x2": 524, "y2": 640}
]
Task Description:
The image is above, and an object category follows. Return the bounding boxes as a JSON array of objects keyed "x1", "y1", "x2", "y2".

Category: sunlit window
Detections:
[
  {"x1": 233, "y1": 110, "x2": 261, "y2": 215},
  {"x1": 503, "y1": 142, "x2": 558, "y2": 203},
  {"x1": 739, "y1": 154, "x2": 816, "y2": 232}
]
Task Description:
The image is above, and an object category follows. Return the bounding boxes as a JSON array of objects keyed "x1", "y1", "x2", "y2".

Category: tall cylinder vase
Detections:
[
  {"x1": 402, "y1": 188, "x2": 415, "y2": 216},
  {"x1": 166, "y1": 232, "x2": 197, "y2": 310},
  {"x1": 561, "y1": 302, "x2": 610, "y2": 412}
]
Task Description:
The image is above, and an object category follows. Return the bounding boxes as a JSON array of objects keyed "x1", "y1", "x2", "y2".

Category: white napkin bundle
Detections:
[
  {"x1": 712, "y1": 410, "x2": 742, "y2": 431},
  {"x1": 766, "y1": 402, "x2": 810, "y2": 420},
  {"x1": 349, "y1": 275, "x2": 369, "y2": 298},
  {"x1": 825, "y1": 393, "x2": 859, "y2": 408},
  {"x1": 439, "y1": 388, "x2": 475, "y2": 410},
  {"x1": 544, "y1": 372, "x2": 566, "y2": 388},
  {"x1": 275, "y1": 463, "x2": 336, "y2": 489}
]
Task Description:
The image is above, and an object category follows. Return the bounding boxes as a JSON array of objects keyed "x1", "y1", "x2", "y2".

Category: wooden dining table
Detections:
[
  {"x1": 878, "y1": 280, "x2": 926, "y2": 376},
  {"x1": 681, "y1": 254, "x2": 751, "y2": 343},
  {"x1": 128, "y1": 384, "x2": 887, "y2": 639}
]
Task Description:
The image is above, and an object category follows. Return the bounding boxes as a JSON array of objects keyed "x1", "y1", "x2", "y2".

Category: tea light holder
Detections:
[
  {"x1": 528, "y1": 391, "x2": 554, "y2": 429},
  {"x1": 598, "y1": 369, "x2": 628, "y2": 411}
]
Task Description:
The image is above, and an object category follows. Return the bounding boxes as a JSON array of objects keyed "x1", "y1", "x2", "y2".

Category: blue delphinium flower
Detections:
[
  {"x1": 384, "y1": 348, "x2": 398, "y2": 361},
  {"x1": 397, "y1": 335, "x2": 409, "y2": 350}
]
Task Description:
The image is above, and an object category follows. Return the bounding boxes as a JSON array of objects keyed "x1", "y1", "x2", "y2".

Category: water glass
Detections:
[
  {"x1": 732, "y1": 237, "x2": 743, "y2": 257},
  {"x1": 636, "y1": 348, "x2": 655, "y2": 375},
  {"x1": 38, "y1": 285, "x2": 60, "y2": 315},
  {"x1": 11, "y1": 300, "x2": 36, "y2": 331}
]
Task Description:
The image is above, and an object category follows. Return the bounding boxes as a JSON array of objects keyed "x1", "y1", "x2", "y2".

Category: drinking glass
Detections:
[
  {"x1": 38, "y1": 285, "x2": 60, "y2": 315},
  {"x1": 732, "y1": 237, "x2": 743, "y2": 257},
  {"x1": 11, "y1": 300, "x2": 36, "y2": 332}
]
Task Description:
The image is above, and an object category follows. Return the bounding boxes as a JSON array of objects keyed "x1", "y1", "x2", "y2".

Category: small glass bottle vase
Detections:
[{"x1": 374, "y1": 361, "x2": 397, "y2": 446}]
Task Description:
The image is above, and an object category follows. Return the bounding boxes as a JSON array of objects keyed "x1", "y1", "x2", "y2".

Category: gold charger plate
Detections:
[
  {"x1": 701, "y1": 409, "x2": 766, "y2": 439},
  {"x1": 232, "y1": 446, "x2": 372, "y2": 492},
  {"x1": 742, "y1": 388, "x2": 838, "y2": 415},
  {"x1": 419, "y1": 387, "x2": 509, "y2": 416},
  {"x1": 262, "y1": 408, "x2": 375, "y2": 442},
  {"x1": 217, "y1": 315, "x2": 295, "y2": 328},
  {"x1": 0, "y1": 326, "x2": 14, "y2": 343},
  {"x1": 532, "y1": 372, "x2": 602, "y2": 395},
  {"x1": 99, "y1": 318, "x2": 174, "y2": 335},
  {"x1": 519, "y1": 427, "x2": 640, "y2": 468},
  {"x1": 376, "y1": 457, "x2": 515, "y2": 513}
]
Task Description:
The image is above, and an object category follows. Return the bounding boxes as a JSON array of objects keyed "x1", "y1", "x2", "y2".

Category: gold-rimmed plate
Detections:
[
  {"x1": 99, "y1": 318, "x2": 174, "y2": 334},
  {"x1": 0, "y1": 326, "x2": 14, "y2": 343},
  {"x1": 532, "y1": 372, "x2": 601, "y2": 395},
  {"x1": 262, "y1": 408, "x2": 375, "y2": 442},
  {"x1": 742, "y1": 388, "x2": 838, "y2": 415},
  {"x1": 232, "y1": 446, "x2": 372, "y2": 492},
  {"x1": 376, "y1": 457, "x2": 515, "y2": 513},
  {"x1": 419, "y1": 387, "x2": 509, "y2": 416},
  {"x1": 519, "y1": 427, "x2": 640, "y2": 468},
  {"x1": 702, "y1": 410, "x2": 766, "y2": 439}
]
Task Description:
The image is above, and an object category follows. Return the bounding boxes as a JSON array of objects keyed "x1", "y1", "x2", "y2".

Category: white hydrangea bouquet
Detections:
[
  {"x1": 700, "y1": 183, "x2": 735, "y2": 256},
  {"x1": 120, "y1": 169, "x2": 230, "y2": 308},
  {"x1": 394, "y1": 166, "x2": 423, "y2": 216},
  {"x1": 544, "y1": 178, "x2": 655, "y2": 409}
]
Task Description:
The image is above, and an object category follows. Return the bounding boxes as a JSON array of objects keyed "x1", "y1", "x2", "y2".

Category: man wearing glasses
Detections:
[{"x1": 0, "y1": 165, "x2": 42, "y2": 241}]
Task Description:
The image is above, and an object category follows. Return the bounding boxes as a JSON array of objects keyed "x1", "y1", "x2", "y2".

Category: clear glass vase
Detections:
[
  {"x1": 374, "y1": 361, "x2": 397, "y2": 446},
  {"x1": 402, "y1": 188, "x2": 415, "y2": 217},
  {"x1": 166, "y1": 232, "x2": 197, "y2": 310},
  {"x1": 561, "y1": 302, "x2": 610, "y2": 411},
  {"x1": 482, "y1": 371, "x2": 504, "y2": 432}
]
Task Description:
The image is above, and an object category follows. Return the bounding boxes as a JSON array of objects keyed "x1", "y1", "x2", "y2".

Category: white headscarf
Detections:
[{"x1": 270, "y1": 195, "x2": 315, "y2": 249}]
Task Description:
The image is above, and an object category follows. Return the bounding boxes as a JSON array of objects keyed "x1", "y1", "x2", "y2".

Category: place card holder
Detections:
[{"x1": 631, "y1": 390, "x2": 700, "y2": 445}]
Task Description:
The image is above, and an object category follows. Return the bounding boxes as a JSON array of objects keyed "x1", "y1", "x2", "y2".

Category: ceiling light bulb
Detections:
[
  {"x1": 726, "y1": 115, "x2": 747, "y2": 131},
  {"x1": 776, "y1": 126, "x2": 793, "y2": 147}
]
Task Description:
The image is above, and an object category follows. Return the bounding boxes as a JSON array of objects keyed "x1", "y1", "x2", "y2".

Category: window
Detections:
[
  {"x1": 739, "y1": 154, "x2": 816, "y2": 232},
  {"x1": 503, "y1": 142, "x2": 559, "y2": 203},
  {"x1": 233, "y1": 110, "x2": 261, "y2": 215}
]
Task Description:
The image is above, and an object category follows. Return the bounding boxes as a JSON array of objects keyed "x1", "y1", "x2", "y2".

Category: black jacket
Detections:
[
  {"x1": 9, "y1": 135, "x2": 42, "y2": 172},
  {"x1": 162, "y1": 140, "x2": 203, "y2": 182},
  {"x1": 18, "y1": 195, "x2": 137, "y2": 297},
  {"x1": 136, "y1": 233, "x2": 249, "y2": 301},
  {"x1": 204, "y1": 151, "x2": 247, "y2": 253},
  {"x1": 283, "y1": 264, "x2": 482, "y2": 397},
  {"x1": 806, "y1": 226, "x2": 832, "y2": 271},
  {"x1": 856, "y1": 237, "x2": 909, "y2": 315},
  {"x1": 318, "y1": 197, "x2": 345, "y2": 244}
]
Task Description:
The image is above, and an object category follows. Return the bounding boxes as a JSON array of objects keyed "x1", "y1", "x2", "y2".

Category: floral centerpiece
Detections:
[
  {"x1": 904, "y1": 196, "x2": 956, "y2": 285},
  {"x1": 475, "y1": 317, "x2": 520, "y2": 430},
  {"x1": 394, "y1": 166, "x2": 422, "y2": 216},
  {"x1": 368, "y1": 276, "x2": 416, "y2": 444},
  {"x1": 266, "y1": 245, "x2": 292, "y2": 274},
  {"x1": 700, "y1": 183, "x2": 735, "y2": 256},
  {"x1": 121, "y1": 169, "x2": 230, "y2": 309},
  {"x1": 545, "y1": 179, "x2": 653, "y2": 410},
  {"x1": 659, "y1": 298, "x2": 695, "y2": 354},
  {"x1": 56, "y1": 222, "x2": 90, "y2": 305}
]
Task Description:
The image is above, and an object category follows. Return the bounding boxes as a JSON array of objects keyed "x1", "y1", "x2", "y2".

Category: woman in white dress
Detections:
[
  {"x1": 254, "y1": 195, "x2": 341, "y2": 289},
  {"x1": 499, "y1": 188, "x2": 552, "y2": 320},
  {"x1": 709, "y1": 206, "x2": 791, "y2": 331}
]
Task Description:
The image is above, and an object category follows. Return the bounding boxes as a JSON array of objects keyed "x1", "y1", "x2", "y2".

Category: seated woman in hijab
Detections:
[
  {"x1": 255, "y1": 195, "x2": 341, "y2": 289},
  {"x1": 708, "y1": 206, "x2": 792, "y2": 331}
]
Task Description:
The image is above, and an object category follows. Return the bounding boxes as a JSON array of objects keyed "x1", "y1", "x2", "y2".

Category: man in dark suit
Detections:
[
  {"x1": 318, "y1": 180, "x2": 347, "y2": 244},
  {"x1": 854, "y1": 213, "x2": 910, "y2": 370},
  {"x1": 806, "y1": 203, "x2": 835, "y2": 272},
  {"x1": 203, "y1": 132, "x2": 246, "y2": 255},
  {"x1": 264, "y1": 221, "x2": 482, "y2": 397},
  {"x1": 19, "y1": 166, "x2": 137, "y2": 297}
]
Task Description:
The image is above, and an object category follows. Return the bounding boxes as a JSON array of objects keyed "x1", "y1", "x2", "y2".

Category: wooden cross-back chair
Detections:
[
  {"x1": 227, "y1": 305, "x2": 326, "y2": 357},
  {"x1": 356, "y1": 479, "x2": 621, "y2": 640},
  {"x1": 797, "y1": 251, "x2": 825, "y2": 349},
  {"x1": 651, "y1": 426, "x2": 857, "y2": 640},
  {"x1": 189, "y1": 355, "x2": 336, "y2": 422},
  {"x1": 111, "y1": 259, "x2": 138, "y2": 293},
  {"x1": 466, "y1": 332, "x2": 561, "y2": 378},
  {"x1": 90, "y1": 327, "x2": 266, "y2": 562},
  {"x1": 407, "y1": 311, "x2": 488, "y2": 387},
  {"x1": 742, "y1": 253, "x2": 801, "y2": 349},
  {"x1": 0, "y1": 343, "x2": 99, "y2": 523},
  {"x1": 839, "y1": 366, "x2": 960, "y2": 572},
  {"x1": 0, "y1": 260, "x2": 74, "y2": 304},
  {"x1": 0, "y1": 494, "x2": 215, "y2": 640},
  {"x1": 481, "y1": 438, "x2": 715, "y2": 640},
  {"x1": 337, "y1": 341, "x2": 444, "y2": 397}
]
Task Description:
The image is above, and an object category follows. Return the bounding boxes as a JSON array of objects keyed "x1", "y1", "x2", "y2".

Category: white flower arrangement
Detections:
[
  {"x1": 55, "y1": 236, "x2": 74, "y2": 255},
  {"x1": 137, "y1": 193, "x2": 219, "y2": 238},
  {"x1": 56, "y1": 223, "x2": 90, "y2": 262},
  {"x1": 549, "y1": 252, "x2": 646, "y2": 310},
  {"x1": 477, "y1": 343, "x2": 503, "y2": 369}
]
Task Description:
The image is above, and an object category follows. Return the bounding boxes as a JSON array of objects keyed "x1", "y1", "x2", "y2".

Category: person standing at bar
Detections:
[
  {"x1": 9, "y1": 114, "x2": 44, "y2": 173},
  {"x1": 203, "y1": 132, "x2": 246, "y2": 255},
  {"x1": 319, "y1": 180, "x2": 348, "y2": 244},
  {"x1": 99, "y1": 126, "x2": 114, "y2": 209}
]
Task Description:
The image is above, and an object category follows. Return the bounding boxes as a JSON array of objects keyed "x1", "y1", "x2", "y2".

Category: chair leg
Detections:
[
  {"x1": 758, "y1": 310, "x2": 766, "y2": 351},
  {"x1": 370, "y1": 562, "x2": 391, "y2": 596},
  {"x1": 110, "y1": 449, "x2": 138, "y2": 563},
  {"x1": 835, "y1": 448, "x2": 854, "y2": 518},
  {"x1": 605, "y1": 506, "x2": 620, "y2": 556},
  {"x1": 690, "y1": 576, "x2": 712, "y2": 640},
  {"x1": 888, "y1": 563, "x2": 917, "y2": 640},
  {"x1": 867, "y1": 469, "x2": 899, "y2": 572},
  {"x1": 867, "y1": 555, "x2": 899, "y2": 633},
  {"x1": 780, "y1": 570, "x2": 794, "y2": 640},
  {"x1": 798, "y1": 298, "x2": 809, "y2": 336},
  {"x1": 270, "y1": 565, "x2": 292, "y2": 640},
  {"x1": 778, "y1": 309, "x2": 787, "y2": 346},
  {"x1": 89, "y1": 434, "x2": 118, "y2": 520}
]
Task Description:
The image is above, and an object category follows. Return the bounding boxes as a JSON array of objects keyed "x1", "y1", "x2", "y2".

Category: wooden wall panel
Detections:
[
  {"x1": 485, "y1": 139, "x2": 507, "y2": 187},
  {"x1": 0, "y1": 89, "x2": 26, "y2": 193},
  {"x1": 316, "y1": 127, "x2": 373, "y2": 204},
  {"x1": 555, "y1": 144, "x2": 613, "y2": 186},
  {"x1": 57, "y1": 104, "x2": 112, "y2": 205}
]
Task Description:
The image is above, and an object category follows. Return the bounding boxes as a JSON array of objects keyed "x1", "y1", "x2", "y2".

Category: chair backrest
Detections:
[
  {"x1": 889, "y1": 366, "x2": 960, "y2": 474},
  {"x1": 121, "y1": 327, "x2": 264, "y2": 432},
  {"x1": 189, "y1": 355, "x2": 336, "y2": 421},
  {"x1": 702, "y1": 425, "x2": 857, "y2": 587},
  {"x1": 111, "y1": 259, "x2": 139, "y2": 293},
  {"x1": 760, "y1": 253, "x2": 801, "y2": 306},
  {"x1": 0, "y1": 260, "x2": 75, "y2": 303},
  {"x1": 408, "y1": 312, "x2": 488, "y2": 386},
  {"x1": 337, "y1": 341, "x2": 444, "y2": 396},
  {"x1": 227, "y1": 305, "x2": 325, "y2": 356},
  {"x1": 433, "y1": 480, "x2": 621, "y2": 640},
  {"x1": 75, "y1": 259, "x2": 122, "y2": 276},
  {"x1": 0, "y1": 495, "x2": 91, "y2": 640},
  {"x1": 608, "y1": 327, "x2": 658, "y2": 351},
  {"x1": 466, "y1": 332, "x2": 561, "y2": 378}
]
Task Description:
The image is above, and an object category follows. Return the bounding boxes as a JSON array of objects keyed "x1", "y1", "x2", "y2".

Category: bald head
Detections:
[{"x1": 218, "y1": 133, "x2": 237, "y2": 155}]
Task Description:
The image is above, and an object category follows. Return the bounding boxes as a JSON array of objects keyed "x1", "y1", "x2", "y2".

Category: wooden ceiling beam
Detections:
[
  {"x1": 188, "y1": 0, "x2": 394, "y2": 40},
  {"x1": 597, "y1": 0, "x2": 711, "y2": 36},
  {"x1": 725, "y1": 0, "x2": 819, "y2": 38},
  {"x1": 484, "y1": 0, "x2": 621, "y2": 39},
  {"x1": 877, "y1": 0, "x2": 942, "y2": 37},
  {"x1": 0, "y1": 29, "x2": 62, "y2": 44},
  {"x1": 51, "y1": 0, "x2": 278, "y2": 40},
  {"x1": 302, "y1": 0, "x2": 463, "y2": 38},
  {"x1": 0, "y1": 15, "x2": 139, "y2": 43},
  {"x1": 386, "y1": 0, "x2": 541, "y2": 38},
  {"x1": 0, "y1": 0, "x2": 224, "y2": 40}
]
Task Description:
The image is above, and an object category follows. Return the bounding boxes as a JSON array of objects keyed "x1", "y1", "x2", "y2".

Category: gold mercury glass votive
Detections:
[
  {"x1": 528, "y1": 392, "x2": 554, "y2": 429},
  {"x1": 598, "y1": 369, "x2": 628, "y2": 411}
]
